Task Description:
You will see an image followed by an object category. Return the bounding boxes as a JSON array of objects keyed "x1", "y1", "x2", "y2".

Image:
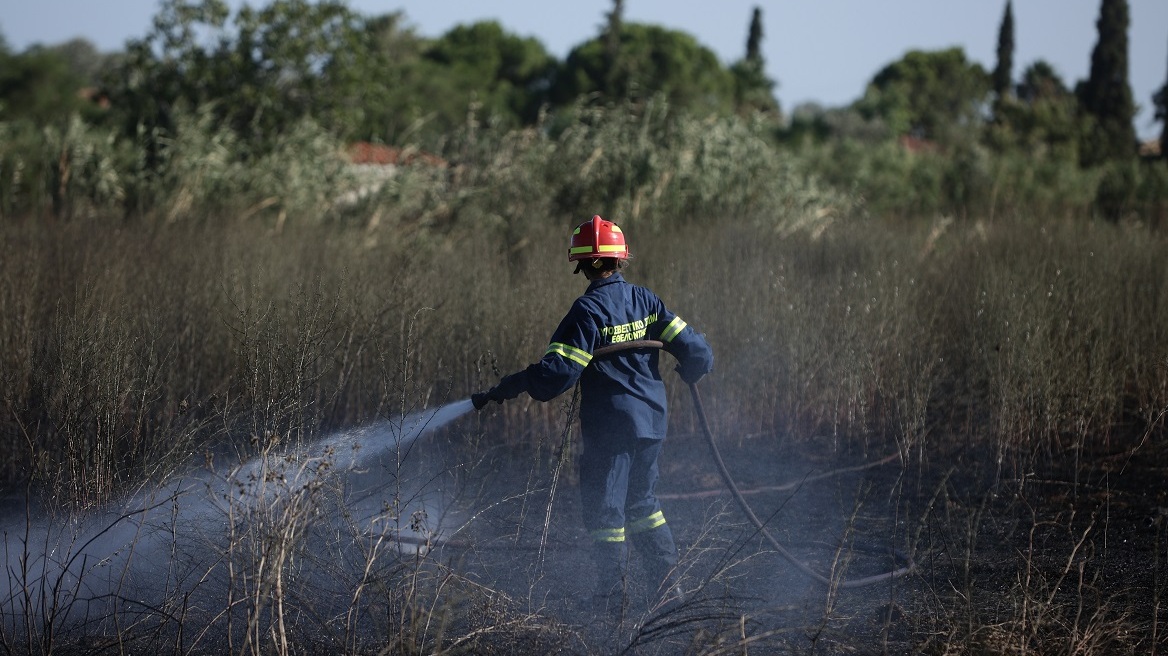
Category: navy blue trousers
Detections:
[{"x1": 579, "y1": 435, "x2": 678, "y2": 597}]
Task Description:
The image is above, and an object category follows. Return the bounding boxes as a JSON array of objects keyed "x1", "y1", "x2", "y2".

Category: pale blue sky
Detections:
[{"x1": 3, "y1": 1, "x2": 1166, "y2": 138}]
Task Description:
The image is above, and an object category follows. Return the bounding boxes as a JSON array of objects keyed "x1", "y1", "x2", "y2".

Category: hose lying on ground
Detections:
[{"x1": 593, "y1": 339, "x2": 915, "y2": 589}]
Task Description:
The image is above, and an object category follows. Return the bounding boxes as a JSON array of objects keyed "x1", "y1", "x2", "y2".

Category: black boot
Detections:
[
  {"x1": 591, "y1": 541, "x2": 628, "y2": 620},
  {"x1": 632, "y1": 526, "x2": 683, "y2": 613}
]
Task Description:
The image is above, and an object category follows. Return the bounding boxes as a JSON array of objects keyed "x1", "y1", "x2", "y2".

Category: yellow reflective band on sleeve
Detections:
[
  {"x1": 660, "y1": 317, "x2": 687, "y2": 342},
  {"x1": 590, "y1": 527, "x2": 626, "y2": 543},
  {"x1": 546, "y1": 342, "x2": 593, "y2": 367},
  {"x1": 627, "y1": 511, "x2": 667, "y2": 534}
]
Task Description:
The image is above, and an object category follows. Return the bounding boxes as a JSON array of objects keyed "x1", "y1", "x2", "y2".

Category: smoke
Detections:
[{"x1": 1, "y1": 398, "x2": 476, "y2": 646}]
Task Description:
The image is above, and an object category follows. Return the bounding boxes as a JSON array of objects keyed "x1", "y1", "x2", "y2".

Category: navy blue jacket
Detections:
[{"x1": 493, "y1": 273, "x2": 713, "y2": 440}]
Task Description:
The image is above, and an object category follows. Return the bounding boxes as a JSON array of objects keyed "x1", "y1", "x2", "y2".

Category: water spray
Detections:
[
  {"x1": 225, "y1": 398, "x2": 476, "y2": 506},
  {"x1": 1, "y1": 399, "x2": 478, "y2": 637}
]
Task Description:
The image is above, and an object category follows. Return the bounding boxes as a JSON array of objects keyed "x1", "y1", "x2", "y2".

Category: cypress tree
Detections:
[
  {"x1": 605, "y1": 0, "x2": 623, "y2": 66},
  {"x1": 603, "y1": 0, "x2": 625, "y2": 97},
  {"x1": 992, "y1": 0, "x2": 1014, "y2": 100},
  {"x1": 731, "y1": 6, "x2": 779, "y2": 115},
  {"x1": 1077, "y1": 0, "x2": 1137, "y2": 166},
  {"x1": 1155, "y1": 34, "x2": 1168, "y2": 159},
  {"x1": 746, "y1": 7, "x2": 763, "y2": 66}
]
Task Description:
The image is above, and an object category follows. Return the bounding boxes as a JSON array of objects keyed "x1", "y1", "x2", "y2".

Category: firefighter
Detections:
[{"x1": 472, "y1": 215, "x2": 714, "y2": 616}]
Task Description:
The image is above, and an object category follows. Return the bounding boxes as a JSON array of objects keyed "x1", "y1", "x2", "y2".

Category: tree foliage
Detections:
[
  {"x1": 1076, "y1": 0, "x2": 1136, "y2": 166},
  {"x1": 103, "y1": 0, "x2": 380, "y2": 148},
  {"x1": 7, "y1": 0, "x2": 1166, "y2": 229},
  {"x1": 313, "y1": 11, "x2": 428, "y2": 143},
  {"x1": 1153, "y1": 43, "x2": 1168, "y2": 158},
  {"x1": 993, "y1": 0, "x2": 1015, "y2": 101},
  {"x1": 99, "y1": 0, "x2": 561, "y2": 149},
  {"x1": 0, "y1": 42, "x2": 99, "y2": 126},
  {"x1": 855, "y1": 48, "x2": 990, "y2": 142},
  {"x1": 746, "y1": 7, "x2": 763, "y2": 65},
  {"x1": 992, "y1": 61, "x2": 1082, "y2": 158},
  {"x1": 421, "y1": 21, "x2": 556, "y2": 128},
  {"x1": 604, "y1": 0, "x2": 624, "y2": 90},
  {"x1": 730, "y1": 7, "x2": 780, "y2": 116},
  {"x1": 552, "y1": 22, "x2": 736, "y2": 116}
]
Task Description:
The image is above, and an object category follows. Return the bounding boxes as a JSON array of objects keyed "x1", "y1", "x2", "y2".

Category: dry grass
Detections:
[{"x1": 1, "y1": 203, "x2": 1167, "y2": 653}]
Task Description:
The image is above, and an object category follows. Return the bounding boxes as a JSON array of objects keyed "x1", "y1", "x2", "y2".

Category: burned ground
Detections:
[
  {"x1": 426, "y1": 420, "x2": 1168, "y2": 654},
  {"x1": 4, "y1": 408, "x2": 1165, "y2": 655}
]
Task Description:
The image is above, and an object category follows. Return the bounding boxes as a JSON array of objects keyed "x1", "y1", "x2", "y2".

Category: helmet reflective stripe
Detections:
[
  {"x1": 590, "y1": 527, "x2": 626, "y2": 543},
  {"x1": 546, "y1": 342, "x2": 592, "y2": 367},
  {"x1": 660, "y1": 316, "x2": 688, "y2": 342},
  {"x1": 627, "y1": 510, "x2": 666, "y2": 534},
  {"x1": 569, "y1": 242, "x2": 625, "y2": 256}
]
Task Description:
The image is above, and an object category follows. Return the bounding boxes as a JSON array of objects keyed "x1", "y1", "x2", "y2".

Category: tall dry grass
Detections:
[
  {"x1": 3, "y1": 213, "x2": 1167, "y2": 653},
  {"x1": 2, "y1": 213, "x2": 1166, "y2": 504}
]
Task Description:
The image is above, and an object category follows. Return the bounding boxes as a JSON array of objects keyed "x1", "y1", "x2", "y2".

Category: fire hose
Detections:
[{"x1": 592, "y1": 339, "x2": 915, "y2": 589}]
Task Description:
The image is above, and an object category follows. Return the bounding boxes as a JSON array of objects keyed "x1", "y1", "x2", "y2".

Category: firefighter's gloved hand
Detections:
[
  {"x1": 676, "y1": 365, "x2": 707, "y2": 385},
  {"x1": 472, "y1": 372, "x2": 527, "y2": 410},
  {"x1": 470, "y1": 391, "x2": 497, "y2": 410},
  {"x1": 471, "y1": 385, "x2": 507, "y2": 410}
]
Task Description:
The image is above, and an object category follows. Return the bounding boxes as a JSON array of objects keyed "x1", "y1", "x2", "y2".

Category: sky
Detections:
[{"x1": 2, "y1": 0, "x2": 1167, "y2": 139}]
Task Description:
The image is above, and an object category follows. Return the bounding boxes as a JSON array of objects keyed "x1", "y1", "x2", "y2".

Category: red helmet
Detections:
[{"x1": 568, "y1": 215, "x2": 629, "y2": 262}]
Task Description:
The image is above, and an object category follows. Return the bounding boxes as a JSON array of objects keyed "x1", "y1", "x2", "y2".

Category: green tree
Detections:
[
  {"x1": 314, "y1": 11, "x2": 428, "y2": 142},
  {"x1": 103, "y1": 0, "x2": 234, "y2": 145},
  {"x1": 105, "y1": 0, "x2": 425, "y2": 145},
  {"x1": 729, "y1": 7, "x2": 779, "y2": 116},
  {"x1": 421, "y1": 21, "x2": 556, "y2": 128},
  {"x1": 40, "y1": 38, "x2": 115, "y2": 88},
  {"x1": 745, "y1": 6, "x2": 763, "y2": 65},
  {"x1": 553, "y1": 22, "x2": 736, "y2": 115},
  {"x1": 855, "y1": 47, "x2": 990, "y2": 142},
  {"x1": 992, "y1": 0, "x2": 1014, "y2": 101},
  {"x1": 332, "y1": 18, "x2": 554, "y2": 144},
  {"x1": 0, "y1": 44, "x2": 91, "y2": 125},
  {"x1": 219, "y1": 0, "x2": 370, "y2": 142},
  {"x1": 1076, "y1": 0, "x2": 1136, "y2": 166},
  {"x1": 105, "y1": 1, "x2": 555, "y2": 147},
  {"x1": 1153, "y1": 36, "x2": 1168, "y2": 158},
  {"x1": 604, "y1": 0, "x2": 624, "y2": 95},
  {"x1": 994, "y1": 61, "x2": 1082, "y2": 158}
]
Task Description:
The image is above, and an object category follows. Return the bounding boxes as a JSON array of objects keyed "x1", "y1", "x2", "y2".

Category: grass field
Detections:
[{"x1": 2, "y1": 209, "x2": 1166, "y2": 653}]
